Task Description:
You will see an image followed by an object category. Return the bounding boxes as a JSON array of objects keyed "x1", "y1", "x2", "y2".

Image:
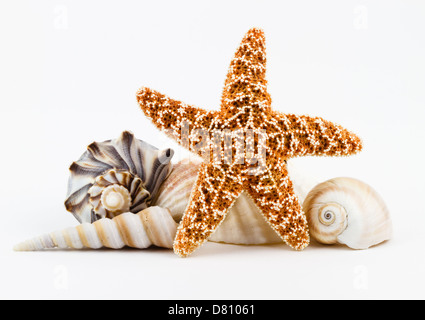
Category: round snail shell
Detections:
[
  {"x1": 153, "y1": 157, "x2": 316, "y2": 245},
  {"x1": 65, "y1": 131, "x2": 174, "y2": 223},
  {"x1": 303, "y1": 177, "x2": 392, "y2": 249},
  {"x1": 13, "y1": 206, "x2": 178, "y2": 251}
]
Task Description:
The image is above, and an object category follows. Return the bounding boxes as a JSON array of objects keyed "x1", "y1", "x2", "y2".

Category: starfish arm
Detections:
[
  {"x1": 136, "y1": 87, "x2": 217, "y2": 154},
  {"x1": 174, "y1": 163, "x2": 244, "y2": 257},
  {"x1": 245, "y1": 167, "x2": 310, "y2": 250},
  {"x1": 221, "y1": 28, "x2": 272, "y2": 116},
  {"x1": 270, "y1": 112, "x2": 363, "y2": 157}
]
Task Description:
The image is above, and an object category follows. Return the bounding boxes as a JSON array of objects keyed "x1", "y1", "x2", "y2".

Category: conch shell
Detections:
[
  {"x1": 303, "y1": 177, "x2": 392, "y2": 249},
  {"x1": 153, "y1": 157, "x2": 317, "y2": 245},
  {"x1": 65, "y1": 131, "x2": 174, "y2": 223},
  {"x1": 14, "y1": 207, "x2": 177, "y2": 251}
]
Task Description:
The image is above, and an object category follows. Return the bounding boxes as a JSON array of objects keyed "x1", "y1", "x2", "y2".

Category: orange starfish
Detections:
[{"x1": 136, "y1": 28, "x2": 362, "y2": 257}]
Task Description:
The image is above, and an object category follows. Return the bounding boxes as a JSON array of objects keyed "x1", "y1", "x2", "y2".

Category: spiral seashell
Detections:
[
  {"x1": 153, "y1": 157, "x2": 316, "y2": 245},
  {"x1": 88, "y1": 169, "x2": 150, "y2": 219},
  {"x1": 303, "y1": 177, "x2": 392, "y2": 249},
  {"x1": 65, "y1": 131, "x2": 174, "y2": 223},
  {"x1": 13, "y1": 207, "x2": 178, "y2": 251}
]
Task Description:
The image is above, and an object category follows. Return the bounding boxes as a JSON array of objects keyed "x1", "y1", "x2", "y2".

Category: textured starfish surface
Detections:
[{"x1": 136, "y1": 28, "x2": 362, "y2": 257}]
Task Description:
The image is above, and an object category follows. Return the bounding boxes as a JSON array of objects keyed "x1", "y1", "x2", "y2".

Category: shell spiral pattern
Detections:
[
  {"x1": 65, "y1": 131, "x2": 174, "y2": 223},
  {"x1": 303, "y1": 177, "x2": 392, "y2": 249},
  {"x1": 14, "y1": 207, "x2": 178, "y2": 251}
]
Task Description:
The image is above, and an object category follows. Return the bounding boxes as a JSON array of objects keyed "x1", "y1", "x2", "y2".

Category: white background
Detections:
[{"x1": 1, "y1": 0, "x2": 424, "y2": 300}]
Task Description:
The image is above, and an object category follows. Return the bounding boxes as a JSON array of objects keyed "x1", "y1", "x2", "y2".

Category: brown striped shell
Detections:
[{"x1": 65, "y1": 131, "x2": 174, "y2": 223}]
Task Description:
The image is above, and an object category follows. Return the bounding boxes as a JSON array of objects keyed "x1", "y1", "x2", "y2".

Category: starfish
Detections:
[{"x1": 136, "y1": 28, "x2": 362, "y2": 257}]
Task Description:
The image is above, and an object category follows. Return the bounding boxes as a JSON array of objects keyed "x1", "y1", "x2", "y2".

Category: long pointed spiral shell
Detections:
[
  {"x1": 13, "y1": 207, "x2": 178, "y2": 251},
  {"x1": 65, "y1": 131, "x2": 174, "y2": 223},
  {"x1": 303, "y1": 177, "x2": 392, "y2": 249}
]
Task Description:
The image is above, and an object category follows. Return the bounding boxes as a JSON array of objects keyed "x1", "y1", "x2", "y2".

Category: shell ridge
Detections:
[
  {"x1": 89, "y1": 142, "x2": 130, "y2": 172},
  {"x1": 65, "y1": 132, "x2": 174, "y2": 223},
  {"x1": 144, "y1": 153, "x2": 173, "y2": 196},
  {"x1": 118, "y1": 131, "x2": 138, "y2": 174},
  {"x1": 69, "y1": 161, "x2": 109, "y2": 178}
]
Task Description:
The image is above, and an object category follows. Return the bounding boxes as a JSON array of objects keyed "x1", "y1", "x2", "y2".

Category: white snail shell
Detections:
[
  {"x1": 303, "y1": 177, "x2": 392, "y2": 249},
  {"x1": 65, "y1": 131, "x2": 174, "y2": 223},
  {"x1": 13, "y1": 206, "x2": 178, "y2": 251}
]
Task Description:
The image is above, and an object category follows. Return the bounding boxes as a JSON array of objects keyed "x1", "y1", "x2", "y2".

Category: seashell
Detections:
[
  {"x1": 65, "y1": 131, "x2": 174, "y2": 223},
  {"x1": 153, "y1": 157, "x2": 316, "y2": 245},
  {"x1": 13, "y1": 207, "x2": 178, "y2": 251},
  {"x1": 208, "y1": 191, "x2": 282, "y2": 245},
  {"x1": 152, "y1": 157, "x2": 203, "y2": 222},
  {"x1": 303, "y1": 177, "x2": 392, "y2": 249}
]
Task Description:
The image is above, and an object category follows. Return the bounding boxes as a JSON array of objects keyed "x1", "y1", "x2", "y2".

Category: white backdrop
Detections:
[{"x1": 1, "y1": 0, "x2": 424, "y2": 299}]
